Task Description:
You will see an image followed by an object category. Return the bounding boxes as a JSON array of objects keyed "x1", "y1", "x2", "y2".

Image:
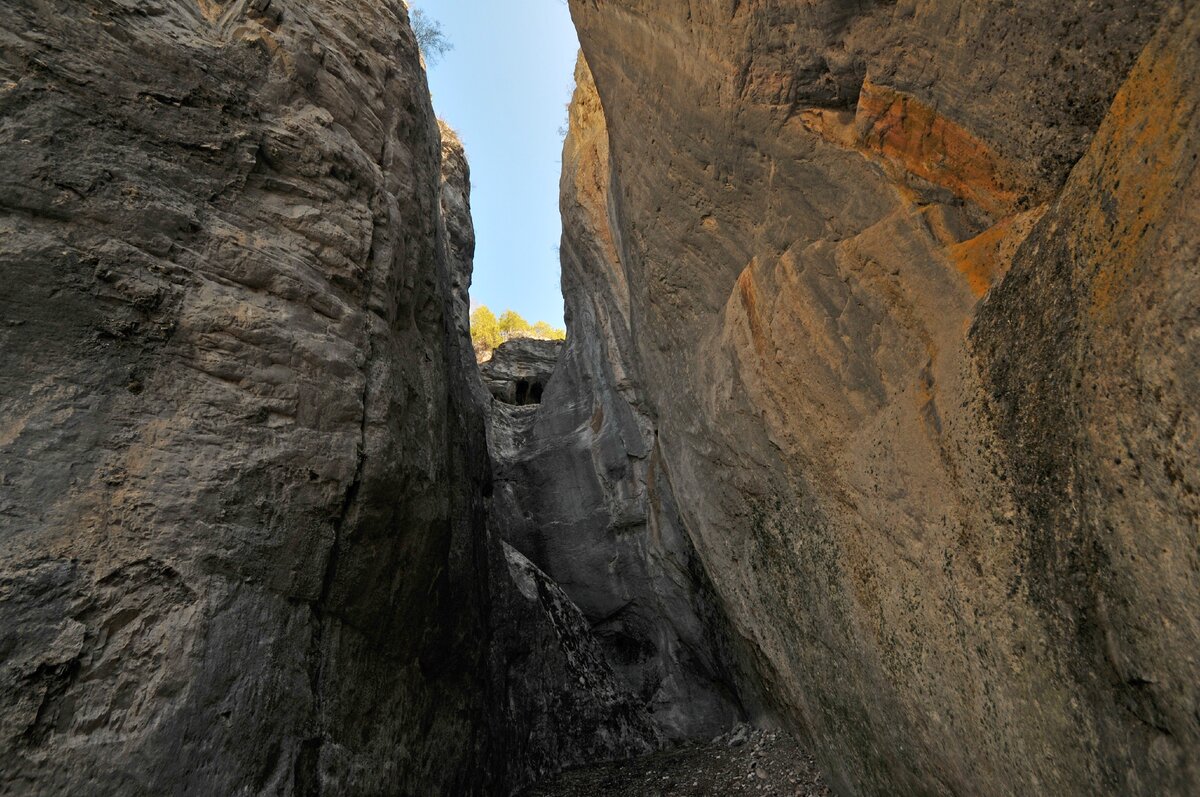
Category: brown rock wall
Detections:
[{"x1": 565, "y1": 0, "x2": 1198, "y2": 793}]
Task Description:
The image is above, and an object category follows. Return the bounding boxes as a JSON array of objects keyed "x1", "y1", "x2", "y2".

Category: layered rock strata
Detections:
[{"x1": 565, "y1": 0, "x2": 1199, "y2": 794}]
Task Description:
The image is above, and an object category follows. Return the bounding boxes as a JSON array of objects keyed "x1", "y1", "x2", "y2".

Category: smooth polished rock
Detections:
[{"x1": 565, "y1": 0, "x2": 1197, "y2": 793}]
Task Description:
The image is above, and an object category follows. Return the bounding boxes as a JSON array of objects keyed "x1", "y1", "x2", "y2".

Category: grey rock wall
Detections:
[
  {"x1": 483, "y1": 57, "x2": 754, "y2": 746},
  {"x1": 0, "y1": 2, "x2": 500, "y2": 793}
]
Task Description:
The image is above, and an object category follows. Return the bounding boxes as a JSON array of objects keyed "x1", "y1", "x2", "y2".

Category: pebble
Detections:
[{"x1": 520, "y1": 725, "x2": 832, "y2": 797}]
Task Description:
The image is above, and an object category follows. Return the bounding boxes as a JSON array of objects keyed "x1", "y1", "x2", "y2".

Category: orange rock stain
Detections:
[
  {"x1": 855, "y1": 80, "x2": 1024, "y2": 217},
  {"x1": 948, "y1": 206, "x2": 1048, "y2": 297},
  {"x1": 1082, "y1": 44, "x2": 1191, "y2": 318},
  {"x1": 736, "y1": 262, "x2": 770, "y2": 357}
]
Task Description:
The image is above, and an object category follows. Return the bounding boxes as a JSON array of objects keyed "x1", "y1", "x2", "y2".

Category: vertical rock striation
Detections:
[
  {"x1": 0, "y1": 4, "x2": 682, "y2": 795},
  {"x1": 0, "y1": 2, "x2": 499, "y2": 793},
  {"x1": 565, "y1": 0, "x2": 1199, "y2": 794}
]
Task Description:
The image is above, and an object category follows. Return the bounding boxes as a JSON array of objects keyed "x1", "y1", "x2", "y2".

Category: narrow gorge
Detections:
[{"x1": 1, "y1": 2, "x2": 1197, "y2": 796}]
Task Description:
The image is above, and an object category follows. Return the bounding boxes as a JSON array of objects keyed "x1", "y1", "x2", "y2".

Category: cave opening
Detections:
[{"x1": 513, "y1": 379, "x2": 546, "y2": 406}]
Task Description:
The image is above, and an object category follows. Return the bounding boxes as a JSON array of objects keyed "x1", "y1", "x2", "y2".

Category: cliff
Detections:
[
  {"x1": 0, "y1": 2, "x2": 498, "y2": 793},
  {"x1": 563, "y1": 0, "x2": 1200, "y2": 794},
  {"x1": 1, "y1": 0, "x2": 1197, "y2": 794},
  {"x1": 0, "y1": 3, "x2": 652, "y2": 795}
]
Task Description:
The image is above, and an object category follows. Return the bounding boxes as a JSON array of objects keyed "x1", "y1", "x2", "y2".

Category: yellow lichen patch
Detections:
[
  {"x1": 1080, "y1": 34, "x2": 1194, "y2": 319},
  {"x1": 195, "y1": 0, "x2": 223, "y2": 23},
  {"x1": 855, "y1": 80, "x2": 1024, "y2": 217},
  {"x1": 947, "y1": 205, "x2": 1048, "y2": 298}
]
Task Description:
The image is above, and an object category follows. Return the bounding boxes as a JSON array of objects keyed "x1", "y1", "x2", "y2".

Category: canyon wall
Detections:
[
  {"x1": 2, "y1": 0, "x2": 1197, "y2": 794},
  {"x1": 0, "y1": 3, "x2": 654, "y2": 794},
  {"x1": 0, "y1": 2, "x2": 494, "y2": 793},
  {"x1": 483, "y1": 57, "x2": 753, "y2": 744},
  {"x1": 566, "y1": 0, "x2": 1199, "y2": 794}
]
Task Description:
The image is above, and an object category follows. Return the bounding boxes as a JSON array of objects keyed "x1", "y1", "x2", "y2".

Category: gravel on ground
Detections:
[{"x1": 521, "y1": 725, "x2": 832, "y2": 797}]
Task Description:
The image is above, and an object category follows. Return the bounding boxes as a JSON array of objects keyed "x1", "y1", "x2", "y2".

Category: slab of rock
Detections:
[
  {"x1": 565, "y1": 0, "x2": 1199, "y2": 793},
  {"x1": 479, "y1": 338, "x2": 563, "y2": 406},
  {"x1": 0, "y1": 3, "x2": 654, "y2": 795}
]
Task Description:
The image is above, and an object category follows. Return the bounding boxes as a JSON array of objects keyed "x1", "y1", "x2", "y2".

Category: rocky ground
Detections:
[{"x1": 523, "y1": 726, "x2": 831, "y2": 797}]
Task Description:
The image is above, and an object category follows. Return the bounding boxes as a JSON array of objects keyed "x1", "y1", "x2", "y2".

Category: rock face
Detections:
[
  {"x1": 0, "y1": 3, "x2": 656, "y2": 795},
  {"x1": 565, "y1": 0, "x2": 1200, "y2": 794},
  {"x1": 0, "y1": 2, "x2": 498, "y2": 793},
  {"x1": 486, "y1": 540, "x2": 659, "y2": 787},
  {"x1": 2, "y1": 0, "x2": 1198, "y2": 794},
  {"x1": 483, "y1": 58, "x2": 754, "y2": 747},
  {"x1": 441, "y1": 133, "x2": 661, "y2": 790},
  {"x1": 479, "y1": 338, "x2": 562, "y2": 406}
]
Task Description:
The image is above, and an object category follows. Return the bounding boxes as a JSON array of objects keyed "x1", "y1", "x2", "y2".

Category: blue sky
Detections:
[{"x1": 417, "y1": 0, "x2": 579, "y2": 329}]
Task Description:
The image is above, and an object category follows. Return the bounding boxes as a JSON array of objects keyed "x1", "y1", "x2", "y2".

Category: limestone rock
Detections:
[
  {"x1": 479, "y1": 338, "x2": 562, "y2": 406},
  {"x1": 487, "y1": 542, "x2": 659, "y2": 786},
  {"x1": 0, "y1": 2, "x2": 505, "y2": 793},
  {"x1": 0, "y1": 2, "x2": 655, "y2": 794},
  {"x1": 484, "y1": 57, "x2": 755, "y2": 748},
  {"x1": 439, "y1": 120, "x2": 479, "y2": 376},
  {"x1": 565, "y1": 0, "x2": 1199, "y2": 793}
]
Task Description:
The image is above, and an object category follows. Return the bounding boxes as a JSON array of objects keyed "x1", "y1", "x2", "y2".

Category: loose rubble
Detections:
[{"x1": 523, "y1": 725, "x2": 831, "y2": 797}]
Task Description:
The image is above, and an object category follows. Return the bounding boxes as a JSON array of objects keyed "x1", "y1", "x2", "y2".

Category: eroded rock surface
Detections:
[
  {"x1": 0, "y1": 3, "x2": 653, "y2": 795},
  {"x1": 482, "y1": 57, "x2": 755, "y2": 750},
  {"x1": 2, "y1": 0, "x2": 1198, "y2": 794},
  {"x1": 479, "y1": 338, "x2": 562, "y2": 406},
  {"x1": 0, "y1": 2, "x2": 498, "y2": 793},
  {"x1": 565, "y1": 0, "x2": 1199, "y2": 794}
]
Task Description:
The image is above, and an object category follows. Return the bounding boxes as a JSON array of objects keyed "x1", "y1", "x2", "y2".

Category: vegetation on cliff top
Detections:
[
  {"x1": 471, "y1": 305, "x2": 565, "y2": 360},
  {"x1": 411, "y1": 7, "x2": 452, "y2": 66}
]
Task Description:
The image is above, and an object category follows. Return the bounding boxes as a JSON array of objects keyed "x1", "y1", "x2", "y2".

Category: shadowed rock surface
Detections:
[
  {"x1": 523, "y1": 725, "x2": 831, "y2": 797},
  {"x1": 0, "y1": 2, "x2": 655, "y2": 795},
  {"x1": 479, "y1": 338, "x2": 562, "y2": 406},
  {"x1": 0, "y1": 0, "x2": 1198, "y2": 795},
  {"x1": 0, "y1": 2, "x2": 493, "y2": 793},
  {"x1": 480, "y1": 57, "x2": 757, "y2": 749}
]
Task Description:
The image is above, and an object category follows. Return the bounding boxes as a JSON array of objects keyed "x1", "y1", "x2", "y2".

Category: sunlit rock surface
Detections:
[{"x1": 565, "y1": 0, "x2": 1198, "y2": 793}]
